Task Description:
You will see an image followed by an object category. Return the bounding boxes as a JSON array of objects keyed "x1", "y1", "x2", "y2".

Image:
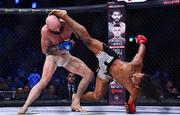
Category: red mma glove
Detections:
[
  {"x1": 125, "y1": 100, "x2": 136, "y2": 114},
  {"x1": 136, "y1": 35, "x2": 148, "y2": 44}
]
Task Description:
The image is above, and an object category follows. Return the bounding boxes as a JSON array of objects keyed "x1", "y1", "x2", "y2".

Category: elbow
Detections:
[
  {"x1": 41, "y1": 47, "x2": 48, "y2": 55},
  {"x1": 86, "y1": 70, "x2": 94, "y2": 81},
  {"x1": 42, "y1": 49, "x2": 46, "y2": 55}
]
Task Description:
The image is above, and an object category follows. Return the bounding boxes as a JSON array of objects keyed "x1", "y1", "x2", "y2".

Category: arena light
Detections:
[
  {"x1": 129, "y1": 38, "x2": 134, "y2": 42},
  {"x1": 129, "y1": 35, "x2": 135, "y2": 42},
  {"x1": 32, "y1": 2, "x2": 37, "y2": 8},
  {"x1": 15, "y1": 0, "x2": 20, "y2": 4}
]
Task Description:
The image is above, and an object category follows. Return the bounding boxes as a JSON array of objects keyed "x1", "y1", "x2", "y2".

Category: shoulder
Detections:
[
  {"x1": 41, "y1": 25, "x2": 48, "y2": 33},
  {"x1": 41, "y1": 25, "x2": 50, "y2": 38}
]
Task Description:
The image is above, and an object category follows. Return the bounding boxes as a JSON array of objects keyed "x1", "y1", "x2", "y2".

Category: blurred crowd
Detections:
[
  {"x1": 0, "y1": 67, "x2": 95, "y2": 101},
  {"x1": 150, "y1": 71, "x2": 180, "y2": 99},
  {"x1": 0, "y1": 68, "x2": 179, "y2": 101}
]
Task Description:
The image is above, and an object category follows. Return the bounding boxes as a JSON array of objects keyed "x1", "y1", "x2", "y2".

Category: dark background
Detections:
[{"x1": 0, "y1": 0, "x2": 179, "y2": 102}]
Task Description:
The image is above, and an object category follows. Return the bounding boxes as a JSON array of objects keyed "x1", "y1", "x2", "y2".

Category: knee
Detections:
[
  {"x1": 84, "y1": 69, "x2": 94, "y2": 81},
  {"x1": 37, "y1": 79, "x2": 49, "y2": 89},
  {"x1": 88, "y1": 71, "x2": 94, "y2": 81}
]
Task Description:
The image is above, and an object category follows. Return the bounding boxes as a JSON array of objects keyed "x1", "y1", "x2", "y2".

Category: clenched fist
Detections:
[
  {"x1": 136, "y1": 35, "x2": 148, "y2": 44},
  {"x1": 49, "y1": 9, "x2": 67, "y2": 19}
]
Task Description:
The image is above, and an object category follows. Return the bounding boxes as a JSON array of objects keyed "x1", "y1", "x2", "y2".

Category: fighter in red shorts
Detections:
[{"x1": 50, "y1": 10, "x2": 161, "y2": 113}]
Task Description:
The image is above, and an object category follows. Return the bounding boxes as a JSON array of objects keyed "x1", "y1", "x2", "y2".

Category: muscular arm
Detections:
[
  {"x1": 63, "y1": 14, "x2": 95, "y2": 47},
  {"x1": 137, "y1": 44, "x2": 146, "y2": 60},
  {"x1": 132, "y1": 44, "x2": 146, "y2": 64},
  {"x1": 59, "y1": 13, "x2": 90, "y2": 40},
  {"x1": 41, "y1": 29, "x2": 49, "y2": 54},
  {"x1": 41, "y1": 28, "x2": 59, "y2": 55},
  {"x1": 50, "y1": 10, "x2": 103, "y2": 54}
]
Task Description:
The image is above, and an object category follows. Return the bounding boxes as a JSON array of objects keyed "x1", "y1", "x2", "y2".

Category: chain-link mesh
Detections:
[
  {"x1": 0, "y1": 15, "x2": 43, "y2": 76},
  {"x1": 0, "y1": 9, "x2": 107, "y2": 101},
  {"x1": 0, "y1": 11, "x2": 108, "y2": 73},
  {"x1": 0, "y1": 3, "x2": 180, "y2": 102},
  {"x1": 126, "y1": 5, "x2": 180, "y2": 97}
]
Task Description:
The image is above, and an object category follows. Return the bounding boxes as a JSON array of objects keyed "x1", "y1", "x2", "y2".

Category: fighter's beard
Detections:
[{"x1": 114, "y1": 19, "x2": 120, "y2": 24}]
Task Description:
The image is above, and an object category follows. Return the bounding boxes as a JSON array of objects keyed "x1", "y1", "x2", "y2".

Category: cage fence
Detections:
[{"x1": 0, "y1": 2, "x2": 180, "y2": 102}]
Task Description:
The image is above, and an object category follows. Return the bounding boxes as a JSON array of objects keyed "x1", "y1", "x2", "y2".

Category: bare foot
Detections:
[
  {"x1": 18, "y1": 106, "x2": 28, "y2": 114},
  {"x1": 71, "y1": 94, "x2": 86, "y2": 112}
]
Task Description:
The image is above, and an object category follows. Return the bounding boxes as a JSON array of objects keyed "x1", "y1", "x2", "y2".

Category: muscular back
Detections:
[
  {"x1": 110, "y1": 59, "x2": 132, "y2": 81},
  {"x1": 41, "y1": 21, "x2": 73, "y2": 54}
]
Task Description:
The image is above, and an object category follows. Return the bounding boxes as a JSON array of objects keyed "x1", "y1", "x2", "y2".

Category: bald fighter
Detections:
[
  {"x1": 18, "y1": 15, "x2": 94, "y2": 114},
  {"x1": 49, "y1": 10, "x2": 161, "y2": 114}
]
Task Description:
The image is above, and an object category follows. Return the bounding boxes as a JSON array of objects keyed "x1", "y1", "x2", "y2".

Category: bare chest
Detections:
[{"x1": 48, "y1": 32, "x2": 72, "y2": 45}]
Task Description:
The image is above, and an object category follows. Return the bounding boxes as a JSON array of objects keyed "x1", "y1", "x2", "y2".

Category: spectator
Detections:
[
  {"x1": 0, "y1": 77, "x2": 9, "y2": 100},
  {"x1": 27, "y1": 67, "x2": 41, "y2": 89},
  {"x1": 15, "y1": 85, "x2": 30, "y2": 100},
  {"x1": 66, "y1": 72, "x2": 76, "y2": 99},
  {"x1": 0, "y1": 77, "x2": 9, "y2": 91},
  {"x1": 15, "y1": 87, "x2": 24, "y2": 100},
  {"x1": 6, "y1": 75, "x2": 14, "y2": 90},
  {"x1": 53, "y1": 77, "x2": 68, "y2": 99},
  {"x1": 41, "y1": 84, "x2": 58, "y2": 100},
  {"x1": 23, "y1": 85, "x2": 30, "y2": 93},
  {"x1": 13, "y1": 77, "x2": 25, "y2": 100},
  {"x1": 23, "y1": 84, "x2": 30, "y2": 99},
  {"x1": 13, "y1": 77, "x2": 24, "y2": 90},
  {"x1": 166, "y1": 80, "x2": 179, "y2": 99}
]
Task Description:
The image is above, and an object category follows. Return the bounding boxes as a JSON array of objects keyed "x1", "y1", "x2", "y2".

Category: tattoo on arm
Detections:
[
  {"x1": 45, "y1": 38, "x2": 59, "y2": 55},
  {"x1": 46, "y1": 46, "x2": 58, "y2": 55}
]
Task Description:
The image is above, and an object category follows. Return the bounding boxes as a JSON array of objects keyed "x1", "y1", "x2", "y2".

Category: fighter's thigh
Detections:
[
  {"x1": 65, "y1": 56, "x2": 92, "y2": 77},
  {"x1": 94, "y1": 76, "x2": 109, "y2": 95},
  {"x1": 41, "y1": 55, "x2": 57, "y2": 81}
]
